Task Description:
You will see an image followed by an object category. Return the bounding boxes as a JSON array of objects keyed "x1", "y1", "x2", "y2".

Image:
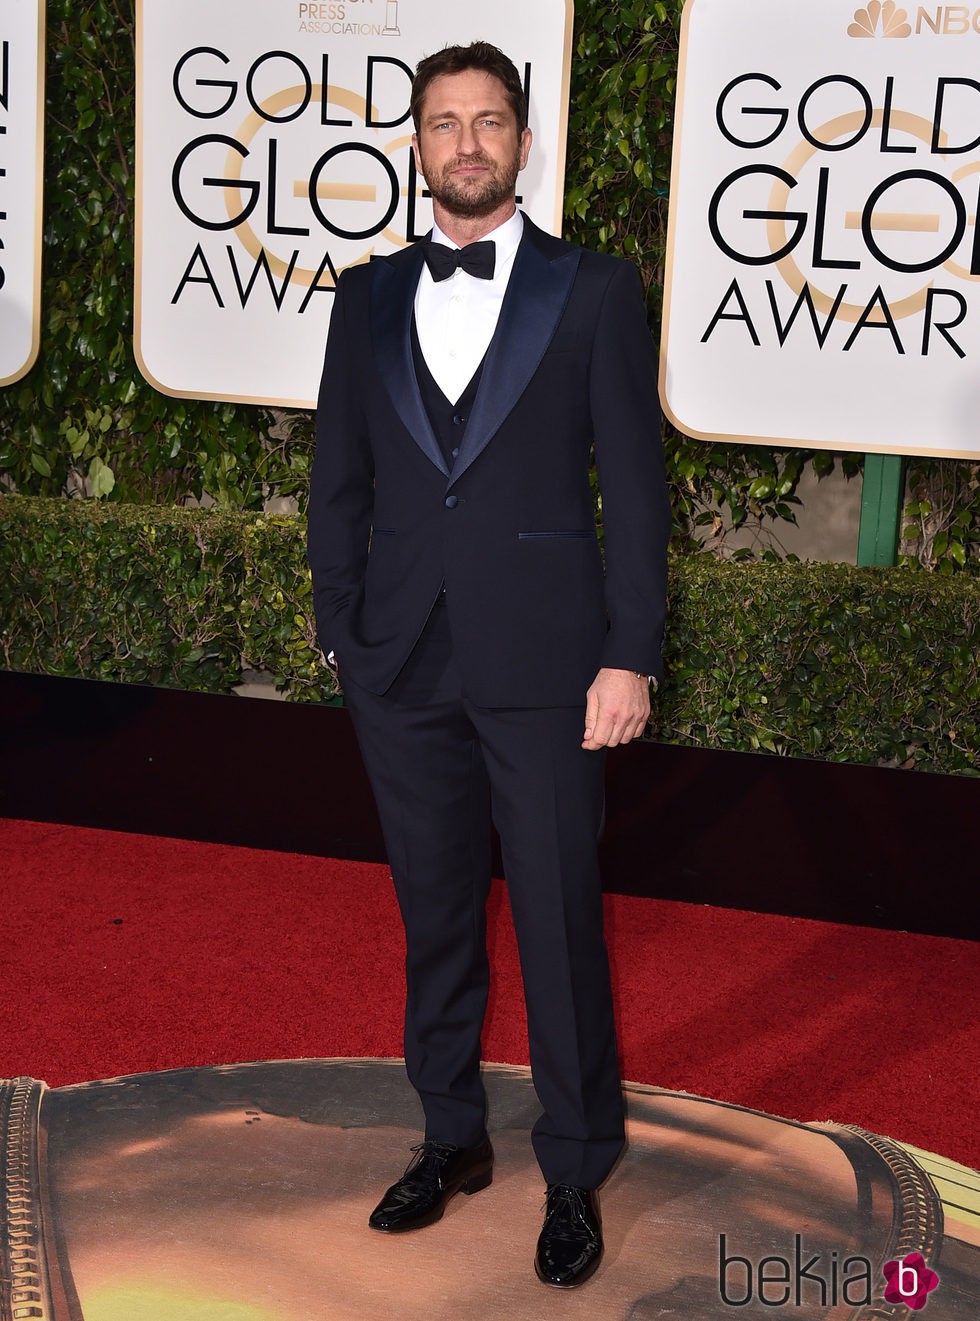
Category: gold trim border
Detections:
[
  {"x1": 552, "y1": 0, "x2": 575, "y2": 240},
  {"x1": 1, "y1": 1077, "x2": 53, "y2": 1321},
  {"x1": 816, "y1": 1121, "x2": 945, "y2": 1320}
]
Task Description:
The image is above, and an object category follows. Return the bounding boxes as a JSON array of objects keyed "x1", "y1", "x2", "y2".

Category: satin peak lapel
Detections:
[
  {"x1": 449, "y1": 234, "x2": 581, "y2": 487},
  {"x1": 371, "y1": 246, "x2": 450, "y2": 478}
]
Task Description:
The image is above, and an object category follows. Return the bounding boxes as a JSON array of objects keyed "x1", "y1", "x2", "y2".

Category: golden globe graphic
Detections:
[
  {"x1": 3, "y1": 1063, "x2": 979, "y2": 1320},
  {"x1": 135, "y1": 0, "x2": 573, "y2": 407},
  {"x1": 661, "y1": 0, "x2": 980, "y2": 459}
]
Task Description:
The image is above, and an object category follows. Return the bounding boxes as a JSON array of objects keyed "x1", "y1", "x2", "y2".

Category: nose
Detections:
[{"x1": 457, "y1": 123, "x2": 479, "y2": 155}]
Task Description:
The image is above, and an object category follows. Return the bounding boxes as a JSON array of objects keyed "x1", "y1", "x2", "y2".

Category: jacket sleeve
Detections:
[
  {"x1": 590, "y1": 258, "x2": 671, "y2": 680},
  {"x1": 306, "y1": 269, "x2": 375, "y2": 659}
]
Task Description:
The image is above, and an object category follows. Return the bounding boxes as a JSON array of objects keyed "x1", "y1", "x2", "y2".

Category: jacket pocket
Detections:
[{"x1": 517, "y1": 530, "x2": 596, "y2": 540}]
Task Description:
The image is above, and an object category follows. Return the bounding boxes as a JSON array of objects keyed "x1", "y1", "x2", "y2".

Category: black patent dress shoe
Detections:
[
  {"x1": 368, "y1": 1137, "x2": 494, "y2": 1232},
  {"x1": 534, "y1": 1184, "x2": 603, "y2": 1288}
]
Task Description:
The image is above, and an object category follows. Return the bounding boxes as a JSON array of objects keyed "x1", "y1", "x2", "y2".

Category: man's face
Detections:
[{"x1": 412, "y1": 68, "x2": 532, "y2": 221}]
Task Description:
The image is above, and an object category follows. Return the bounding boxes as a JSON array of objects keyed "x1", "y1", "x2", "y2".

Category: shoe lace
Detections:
[
  {"x1": 542, "y1": 1184, "x2": 591, "y2": 1235},
  {"x1": 403, "y1": 1139, "x2": 458, "y2": 1184}
]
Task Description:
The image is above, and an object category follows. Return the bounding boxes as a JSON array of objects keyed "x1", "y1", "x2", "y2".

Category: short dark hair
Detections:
[{"x1": 411, "y1": 42, "x2": 528, "y2": 135}]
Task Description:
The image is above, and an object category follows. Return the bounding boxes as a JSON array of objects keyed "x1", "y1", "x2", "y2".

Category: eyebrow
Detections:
[{"x1": 424, "y1": 106, "x2": 510, "y2": 124}]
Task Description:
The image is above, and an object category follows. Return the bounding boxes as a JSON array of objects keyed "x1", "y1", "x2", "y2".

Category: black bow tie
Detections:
[{"x1": 423, "y1": 239, "x2": 496, "y2": 282}]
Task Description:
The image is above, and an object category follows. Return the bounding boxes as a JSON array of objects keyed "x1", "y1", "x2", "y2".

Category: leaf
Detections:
[{"x1": 89, "y1": 455, "x2": 116, "y2": 498}]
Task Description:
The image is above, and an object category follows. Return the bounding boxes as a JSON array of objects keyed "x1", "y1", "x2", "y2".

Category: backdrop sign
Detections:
[
  {"x1": 135, "y1": 0, "x2": 573, "y2": 406},
  {"x1": 661, "y1": 0, "x2": 980, "y2": 459},
  {"x1": 0, "y1": 1, "x2": 45, "y2": 388}
]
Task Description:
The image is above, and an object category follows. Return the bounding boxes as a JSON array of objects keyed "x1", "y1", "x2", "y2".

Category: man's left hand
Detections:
[{"x1": 582, "y1": 668, "x2": 650, "y2": 750}]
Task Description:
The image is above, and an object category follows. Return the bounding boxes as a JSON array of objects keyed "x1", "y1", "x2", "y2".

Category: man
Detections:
[{"x1": 307, "y1": 41, "x2": 670, "y2": 1289}]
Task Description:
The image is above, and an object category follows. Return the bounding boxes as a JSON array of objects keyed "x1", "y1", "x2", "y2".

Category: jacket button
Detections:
[
  {"x1": 452, "y1": 414, "x2": 465, "y2": 426},
  {"x1": 445, "y1": 495, "x2": 458, "y2": 509}
]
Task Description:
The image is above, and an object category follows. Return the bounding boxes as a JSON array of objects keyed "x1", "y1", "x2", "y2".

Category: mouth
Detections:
[{"x1": 449, "y1": 159, "x2": 493, "y2": 176}]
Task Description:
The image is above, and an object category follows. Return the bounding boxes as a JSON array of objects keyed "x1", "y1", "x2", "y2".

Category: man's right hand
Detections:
[{"x1": 582, "y1": 668, "x2": 650, "y2": 750}]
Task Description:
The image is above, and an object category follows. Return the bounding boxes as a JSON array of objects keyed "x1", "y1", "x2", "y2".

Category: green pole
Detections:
[{"x1": 856, "y1": 453, "x2": 906, "y2": 566}]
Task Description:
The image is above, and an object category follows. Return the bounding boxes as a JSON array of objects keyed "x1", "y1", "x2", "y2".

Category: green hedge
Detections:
[
  {"x1": 0, "y1": 498, "x2": 245, "y2": 692},
  {"x1": 2, "y1": 496, "x2": 976, "y2": 774},
  {"x1": 658, "y1": 559, "x2": 978, "y2": 773}
]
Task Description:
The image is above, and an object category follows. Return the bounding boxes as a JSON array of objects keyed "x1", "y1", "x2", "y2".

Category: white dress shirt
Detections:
[{"x1": 414, "y1": 209, "x2": 524, "y2": 404}]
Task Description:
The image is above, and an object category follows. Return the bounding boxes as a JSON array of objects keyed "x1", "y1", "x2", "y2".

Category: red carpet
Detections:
[{"x1": 2, "y1": 816, "x2": 977, "y2": 1169}]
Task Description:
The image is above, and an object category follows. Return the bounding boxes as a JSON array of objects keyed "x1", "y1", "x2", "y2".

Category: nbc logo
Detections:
[{"x1": 848, "y1": 1, "x2": 913, "y2": 35}]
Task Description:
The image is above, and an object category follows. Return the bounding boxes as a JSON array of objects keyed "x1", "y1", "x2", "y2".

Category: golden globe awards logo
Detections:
[
  {"x1": 166, "y1": 46, "x2": 430, "y2": 316},
  {"x1": 135, "y1": 0, "x2": 573, "y2": 406},
  {"x1": 700, "y1": 74, "x2": 980, "y2": 355},
  {"x1": 660, "y1": 0, "x2": 980, "y2": 461}
]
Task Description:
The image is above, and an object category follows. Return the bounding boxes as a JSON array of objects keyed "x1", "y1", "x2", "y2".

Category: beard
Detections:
[{"x1": 418, "y1": 144, "x2": 522, "y2": 220}]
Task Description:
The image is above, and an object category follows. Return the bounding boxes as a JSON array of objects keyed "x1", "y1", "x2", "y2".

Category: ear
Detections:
[
  {"x1": 411, "y1": 132, "x2": 424, "y2": 179},
  {"x1": 518, "y1": 127, "x2": 533, "y2": 171}
]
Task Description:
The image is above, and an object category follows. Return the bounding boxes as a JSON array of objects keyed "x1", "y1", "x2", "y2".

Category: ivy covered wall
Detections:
[{"x1": 0, "y1": 0, "x2": 977, "y2": 571}]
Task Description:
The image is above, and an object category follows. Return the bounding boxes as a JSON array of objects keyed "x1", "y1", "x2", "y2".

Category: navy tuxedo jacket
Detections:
[{"x1": 307, "y1": 215, "x2": 670, "y2": 708}]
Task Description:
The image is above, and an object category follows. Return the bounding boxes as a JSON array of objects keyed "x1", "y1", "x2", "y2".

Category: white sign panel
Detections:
[
  {"x1": 662, "y1": 0, "x2": 980, "y2": 459},
  {"x1": 136, "y1": 0, "x2": 573, "y2": 406},
  {"x1": 0, "y1": 1, "x2": 45, "y2": 388}
]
